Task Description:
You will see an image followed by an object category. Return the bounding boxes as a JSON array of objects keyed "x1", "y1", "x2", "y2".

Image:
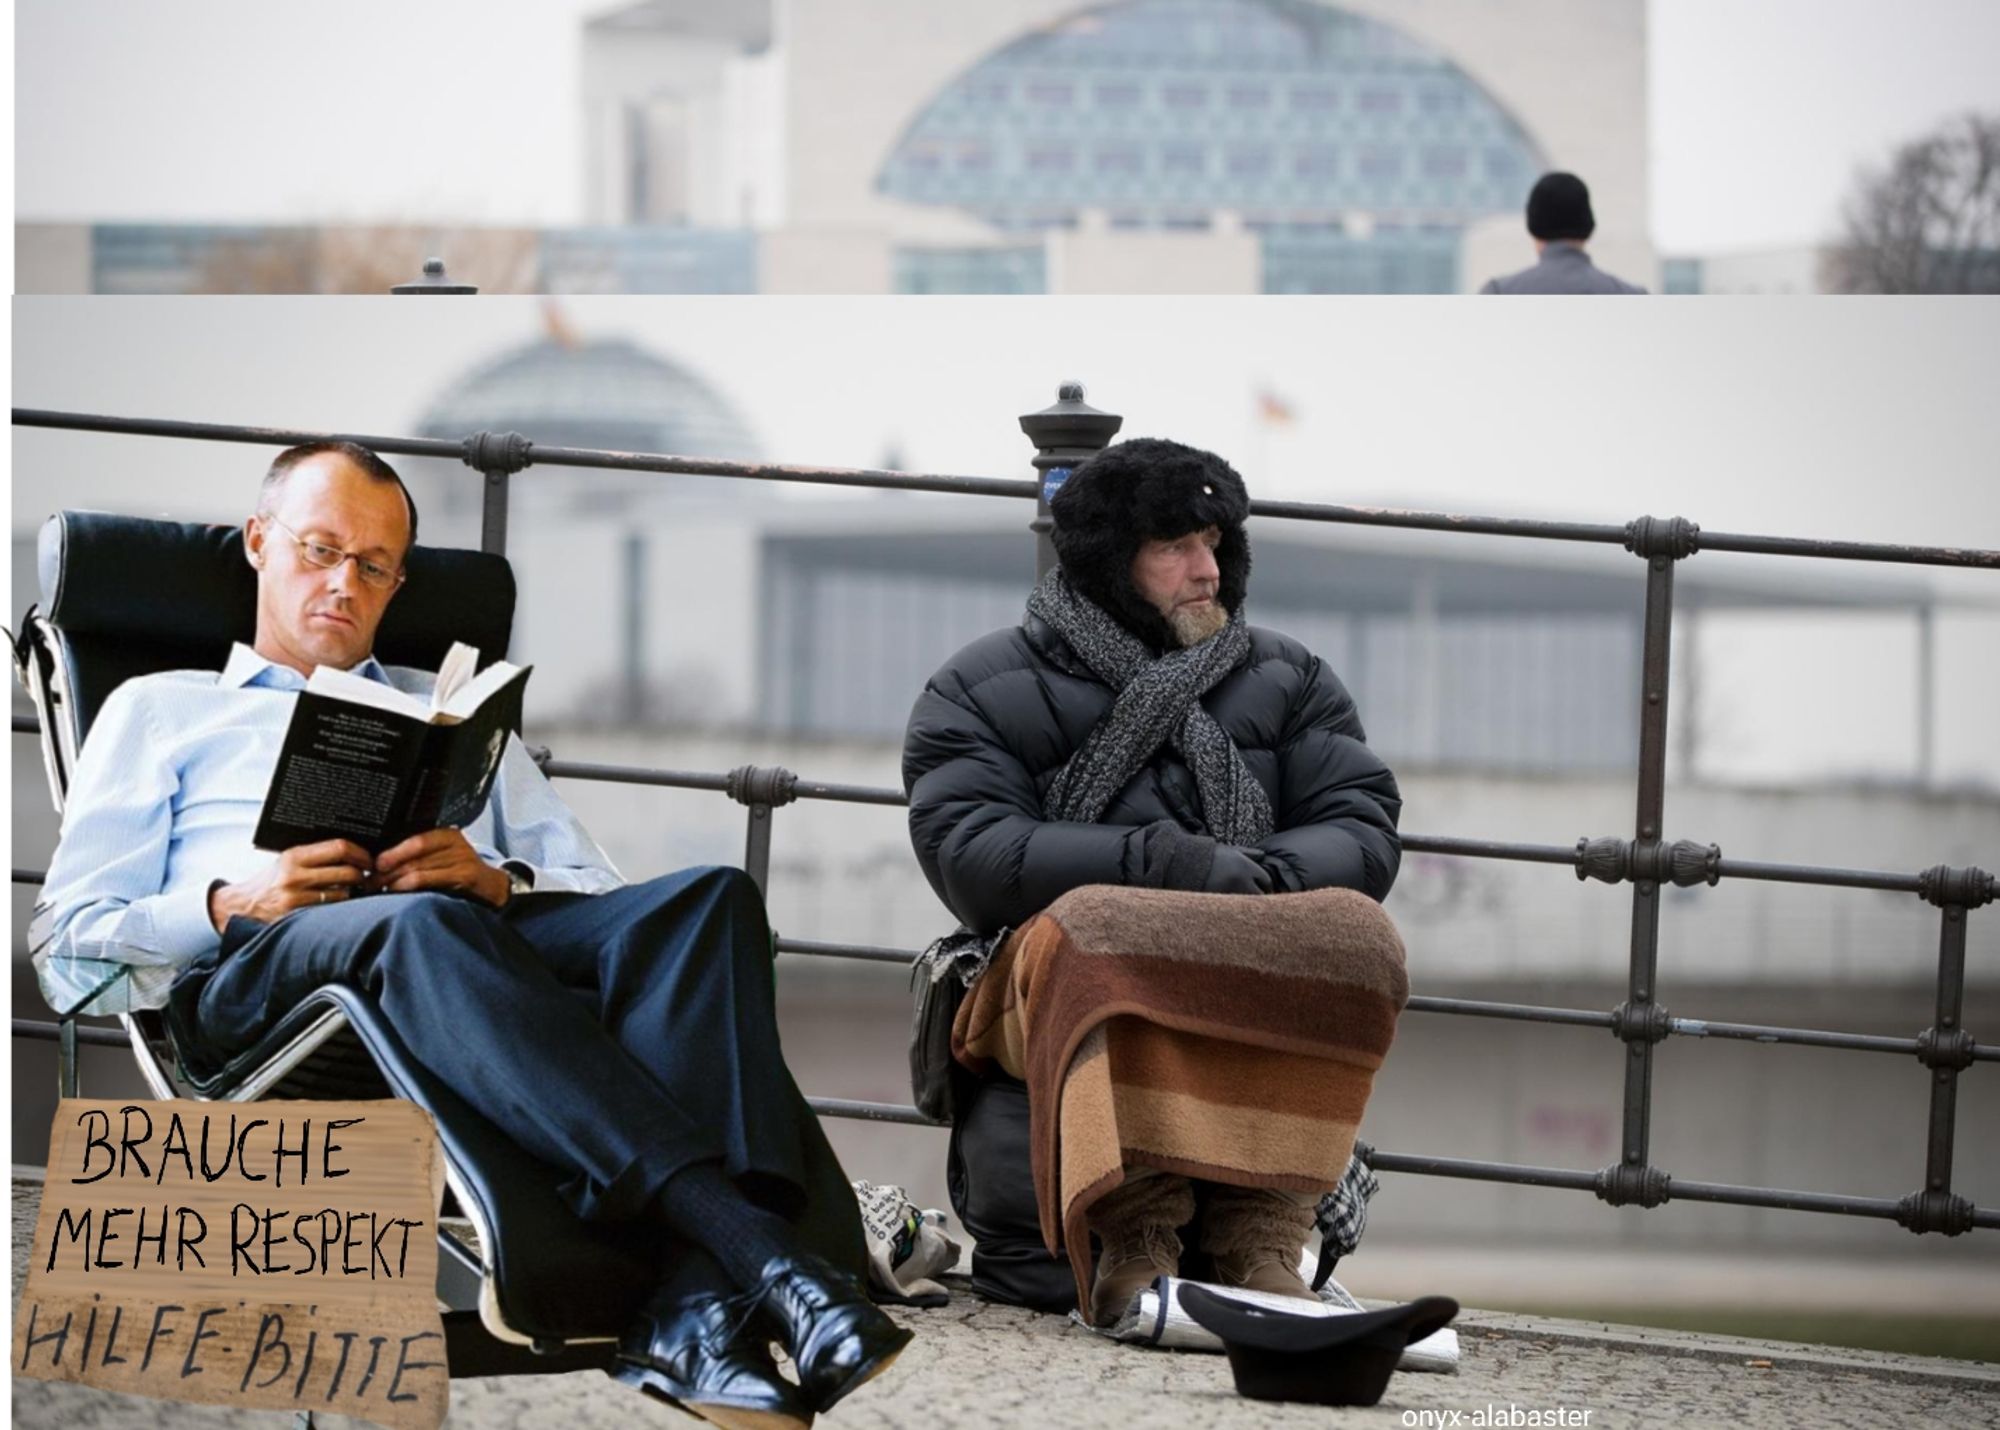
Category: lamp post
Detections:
[
  {"x1": 1019, "y1": 382, "x2": 1122, "y2": 582},
  {"x1": 391, "y1": 257, "x2": 477, "y2": 294}
]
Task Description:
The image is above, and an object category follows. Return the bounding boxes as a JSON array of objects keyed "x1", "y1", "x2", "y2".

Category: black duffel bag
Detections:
[
  {"x1": 945, "y1": 1072, "x2": 1078, "y2": 1314},
  {"x1": 908, "y1": 957, "x2": 968, "y2": 1124}
]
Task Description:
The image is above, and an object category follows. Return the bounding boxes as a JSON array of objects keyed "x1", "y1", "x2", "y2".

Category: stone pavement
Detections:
[{"x1": 13, "y1": 1175, "x2": 1998, "y2": 1430}]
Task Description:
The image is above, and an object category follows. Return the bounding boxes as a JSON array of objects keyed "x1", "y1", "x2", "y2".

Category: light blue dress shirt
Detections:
[{"x1": 30, "y1": 643, "x2": 623, "y2": 1016}]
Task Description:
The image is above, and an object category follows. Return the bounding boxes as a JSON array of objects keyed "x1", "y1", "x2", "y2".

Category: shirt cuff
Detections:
[
  {"x1": 151, "y1": 879, "x2": 226, "y2": 959},
  {"x1": 515, "y1": 863, "x2": 619, "y2": 895}
]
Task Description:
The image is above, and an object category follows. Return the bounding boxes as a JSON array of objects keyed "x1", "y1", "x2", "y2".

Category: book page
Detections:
[
  {"x1": 428, "y1": 641, "x2": 481, "y2": 715},
  {"x1": 306, "y1": 663, "x2": 429, "y2": 719},
  {"x1": 436, "y1": 658, "x2": 524, "y2": 724}
]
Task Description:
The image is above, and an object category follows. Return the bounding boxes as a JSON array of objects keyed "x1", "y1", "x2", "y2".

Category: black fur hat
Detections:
[{"x1": 1050, "y1": 437, "x2": 1252, "y2": 650}]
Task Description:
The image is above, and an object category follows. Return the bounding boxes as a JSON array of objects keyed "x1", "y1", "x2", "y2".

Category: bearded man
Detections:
[{"x1": 903, "y1": 438, "x2": 1409, "y2": 1327}]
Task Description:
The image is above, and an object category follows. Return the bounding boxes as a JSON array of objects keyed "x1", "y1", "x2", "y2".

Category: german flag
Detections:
[{"x1": 1256, "y1": 386, "x2": 1296, "y2": 425}]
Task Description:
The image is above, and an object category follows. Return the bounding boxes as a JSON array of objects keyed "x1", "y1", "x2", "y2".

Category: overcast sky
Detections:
[
  {"x1": 10, "y1": 297, "x2": 1998, "y2": 787},
  {"x1": 15, "y1": 0, "x2": 2000, "y2": 252}
]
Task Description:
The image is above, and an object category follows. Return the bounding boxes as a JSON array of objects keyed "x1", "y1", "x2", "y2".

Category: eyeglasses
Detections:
[{"x1": 263, "y1": 516, "x2": 405, "y2": 591}]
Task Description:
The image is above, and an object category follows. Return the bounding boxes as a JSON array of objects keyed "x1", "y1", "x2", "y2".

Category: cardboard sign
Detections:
[{"x1": 15, "y1": 1098, "x2": 448, "y2": 1430}]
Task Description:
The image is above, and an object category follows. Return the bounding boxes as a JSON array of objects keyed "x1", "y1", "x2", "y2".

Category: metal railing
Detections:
[{"x1": 10, "y1": 396, "x2": 1997, "y2": 1239}]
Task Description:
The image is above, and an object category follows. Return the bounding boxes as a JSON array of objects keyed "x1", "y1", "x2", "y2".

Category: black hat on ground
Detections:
[
  {"x1": 1048, "y1": 437, "x2": 1253, "y2": 652},
  {"x1": 1179, "y1": 1285, "x2": 1461, "y2": 1408},
  {"x1": 1526, "y1": 171, "x2": 1596, "y2": 242}
]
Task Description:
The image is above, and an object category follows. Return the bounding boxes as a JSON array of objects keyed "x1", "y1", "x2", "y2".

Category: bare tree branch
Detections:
[
  {"x1": 1825, "y1": 112, "x2": 2000, "y2": 293},
  {"x1": 194, "y1": 225, "x2": 542, "y2": 294}
]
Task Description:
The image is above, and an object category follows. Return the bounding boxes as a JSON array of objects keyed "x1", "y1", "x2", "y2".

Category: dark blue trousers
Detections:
[{"x1": 167, "y1": 865, "x2": 862, "y2": 1284}]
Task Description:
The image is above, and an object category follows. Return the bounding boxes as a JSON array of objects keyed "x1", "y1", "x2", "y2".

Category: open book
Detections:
[{"x1": 252, "y1": 642, "x2": 531, "y2": 855}]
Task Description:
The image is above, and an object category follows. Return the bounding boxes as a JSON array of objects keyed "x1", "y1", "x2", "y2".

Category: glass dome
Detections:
[
  {"x1": 415, "y1": 334, "x2": 761, "y2": 517},
  {"x1": 878, "y1": 0, "x2": 1549, "y2": 291}
]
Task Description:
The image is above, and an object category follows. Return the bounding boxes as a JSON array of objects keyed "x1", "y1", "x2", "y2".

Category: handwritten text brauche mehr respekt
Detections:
[{"x1": 44, "y1": 1106, "x2": 426, "y2": 1280}]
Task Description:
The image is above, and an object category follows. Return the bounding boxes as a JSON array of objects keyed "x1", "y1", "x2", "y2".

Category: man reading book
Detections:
[{"x1": 31, "y1": 441, "x2": 910, "y2": 1425}]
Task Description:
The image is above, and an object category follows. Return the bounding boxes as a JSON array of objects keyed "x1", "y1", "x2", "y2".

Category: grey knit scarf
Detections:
[
  {"x1": 915, "y1": 573, "x2": 1272, "y2": 994},
  {"x1": 1027, "y1": 571, "x2": 1273, "y2": 844}
]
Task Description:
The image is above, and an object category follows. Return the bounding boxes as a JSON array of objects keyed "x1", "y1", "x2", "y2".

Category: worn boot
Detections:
[
  {"x1": 1200, "y1": 1184, "x2": 1321, "y2": 1302},
  {"x1": 1087, "y1": 1169, "x2": 1195, "y2": 1327}
]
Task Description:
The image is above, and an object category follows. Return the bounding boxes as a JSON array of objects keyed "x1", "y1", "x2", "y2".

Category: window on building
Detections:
[
  {"x1": 1422, "y1": 147, "x2": 1467, "y2": 180},
  {"x1": 893, "y1": 245, "x2": 1047, "y2": 295},
  {"x1": 1359, "y1": 146, "x2": 1403, "y2": 180},
  {"x1": 1227, "y1": 146, "x2": 1273, "y2": 178},
  {"x1": 1294, "y1": 146, "x2": 1340, "y2": 178}
]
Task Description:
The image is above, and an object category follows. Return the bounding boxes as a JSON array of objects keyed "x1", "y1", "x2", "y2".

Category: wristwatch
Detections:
[{"x1": 503, "y1": 862, "x2": 536, "y2": 900}]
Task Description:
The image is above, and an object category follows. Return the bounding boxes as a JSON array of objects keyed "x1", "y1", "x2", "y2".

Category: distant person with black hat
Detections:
[
  {"x1": 902, "y1": 439, "x2": 1408, "y2": 1329},
  {"x1": 1481, "y1": 170, "x2": 1646, "y2": 294}
]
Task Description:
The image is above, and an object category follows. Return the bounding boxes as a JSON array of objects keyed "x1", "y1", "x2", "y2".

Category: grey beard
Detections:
[{"x1": 1166, "y1": 599, "x2": 1229, "y2": 647}]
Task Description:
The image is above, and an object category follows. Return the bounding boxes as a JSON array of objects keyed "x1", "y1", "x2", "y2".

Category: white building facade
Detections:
[{"x1": 582, "y1": 0, "x2": 1656, "y2": 294}]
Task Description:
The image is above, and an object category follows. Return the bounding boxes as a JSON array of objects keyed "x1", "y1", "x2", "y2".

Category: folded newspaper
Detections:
[
  {"x1": 1079, "y1": 1258, "x2": 1459, "y2": 1373},
  {"x1": 852, "y1": 1180, "x2": 962, "y2": 1307}
]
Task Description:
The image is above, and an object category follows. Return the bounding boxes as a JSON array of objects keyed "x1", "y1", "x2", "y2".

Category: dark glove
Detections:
[{"x1": 1203, "y1": 846, "x2": 1274, "y2": 894}]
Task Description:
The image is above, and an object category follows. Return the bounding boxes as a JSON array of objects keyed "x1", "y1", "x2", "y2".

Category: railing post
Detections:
[
  {"x1": 726, "y1": 765, "x2": 799, "y2": 896},
  {"x1": 1900, "y1": 864, "x2": 1992, "y2": 1235},
  {"x1": 745, "y1": 806, "x2": 772, "y2": 892},
  {"x1": 1596, "y1": 515, "x2": 1700, "y2": 1210},
  {"x1": 459, "y1": 431, "x2": 534, "y2": 558},
  {"x1": 1019, "y1": 382, "x2": 1123, "y2": 583}
]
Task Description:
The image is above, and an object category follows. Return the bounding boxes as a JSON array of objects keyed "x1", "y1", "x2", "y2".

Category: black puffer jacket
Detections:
[{"x1": 903, "y1": 612, "x2": 1402, "y2": 933}]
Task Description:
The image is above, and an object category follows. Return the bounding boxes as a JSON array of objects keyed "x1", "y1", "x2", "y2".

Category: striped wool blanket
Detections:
[{"x1": 952, "y1": 884, "x2": 1408, "y2": 1309}]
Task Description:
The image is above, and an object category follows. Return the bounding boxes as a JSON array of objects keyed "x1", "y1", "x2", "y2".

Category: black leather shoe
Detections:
[
  {"x1": 614, "y1": 1289, "x2": 815, "y2": 1430},
  {"x1": 751, "y1": 1253, "x2": 913, "y2": 1412}
]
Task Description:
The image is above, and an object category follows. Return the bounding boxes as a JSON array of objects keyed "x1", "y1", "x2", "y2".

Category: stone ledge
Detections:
[
  {"x1": 1450, "y1": 1307, "x2": 2000, "y2": 1389},
  {"x1": 13, "y1": 1176, "x2": 1998, "y2": 1428}
]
